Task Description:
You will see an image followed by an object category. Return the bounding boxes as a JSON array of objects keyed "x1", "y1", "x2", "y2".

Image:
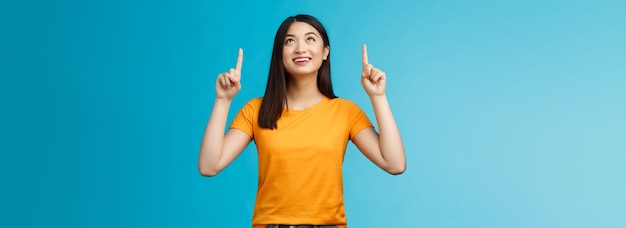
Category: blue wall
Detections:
[{"x1": 2, "y1": 0, "x2": 625, "y2": 227}]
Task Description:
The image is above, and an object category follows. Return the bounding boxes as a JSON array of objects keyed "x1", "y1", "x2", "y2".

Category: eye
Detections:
[
  {"x1": 285, "y1": 38, "x2": 295, "y2": 44},
  {"x1": 306, "y1": 37, "x2": 316, "y2": 42}
]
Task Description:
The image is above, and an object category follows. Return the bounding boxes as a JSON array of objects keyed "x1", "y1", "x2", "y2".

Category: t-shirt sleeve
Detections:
[
  {"x1": 229, "y1": 99, "x2": 258, "y2": 138},
  {"x1": 347, "y1": 101, "x2": 374, "y2": 140}
]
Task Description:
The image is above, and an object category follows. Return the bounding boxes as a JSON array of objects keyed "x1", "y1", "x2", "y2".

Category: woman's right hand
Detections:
[{"x1": 215, "y1": 48, "x2": 243, "y2": 100}]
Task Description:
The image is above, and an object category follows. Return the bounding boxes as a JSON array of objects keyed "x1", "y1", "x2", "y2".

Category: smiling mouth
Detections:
[{"x1": 293, "y1": 57, "x2": 312, "y2": 63}]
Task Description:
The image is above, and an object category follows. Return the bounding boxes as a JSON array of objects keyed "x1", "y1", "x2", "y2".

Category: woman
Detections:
[{"x1": 199, "y1": 14, "x2": 406, "y2": 228}]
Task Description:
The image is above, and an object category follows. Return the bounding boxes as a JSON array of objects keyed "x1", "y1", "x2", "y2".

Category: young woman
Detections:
[{"x1": 199, "y1": 14, "x2": 406, "y2": 228}]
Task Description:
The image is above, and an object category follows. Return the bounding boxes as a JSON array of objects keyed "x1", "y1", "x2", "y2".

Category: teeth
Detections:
[{"x1": 294, "y1": 58, "x2": 310, "y2": 62}]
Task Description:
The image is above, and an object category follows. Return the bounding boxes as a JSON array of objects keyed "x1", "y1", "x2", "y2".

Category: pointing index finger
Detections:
[
  {"x1": 362, "y1": 44, "x2": 368, "y2": 67},
  {"x1": 235, "y1": 48, "x2": 243, "y2": 72}
]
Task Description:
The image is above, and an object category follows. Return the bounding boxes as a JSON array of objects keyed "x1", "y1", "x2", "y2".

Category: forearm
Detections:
[
  {"x1": 198, "y1": 98, "x2": 232, "y2": 176},
  {"x1": 369, "y1": 94, "x2": 406, "y2": 173}
]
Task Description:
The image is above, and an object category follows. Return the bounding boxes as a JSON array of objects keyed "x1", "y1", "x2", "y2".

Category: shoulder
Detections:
[
  {"x1": 326, "y1": 98, "x2": 372, "y2": 128},
  {"x1": 242, "y1": 97, "x2": 263, "y2": 109},
  {"x1": 325, "y1": 98, "x2": 368, "y2": 116},
  {"x1": 235, "y1": 97, "x2": 263, "y2": 117},
  {"x1": 328, "y1": 97, "x2": 361, "y2": 109}
]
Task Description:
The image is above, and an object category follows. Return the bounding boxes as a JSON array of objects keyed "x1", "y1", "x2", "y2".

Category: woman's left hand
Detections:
[{"x1": 361, "y1": 44, "x2": 387, "y2": 97}]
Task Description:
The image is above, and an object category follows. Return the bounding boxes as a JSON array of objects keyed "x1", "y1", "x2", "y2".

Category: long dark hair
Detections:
[{"x1": 258, "y1": 14, "x2": 336, "y2": 129}]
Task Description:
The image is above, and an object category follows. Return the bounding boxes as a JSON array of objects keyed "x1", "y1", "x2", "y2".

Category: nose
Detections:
[{"x1": 294, "y1": 43, "x2": 306, "y2": 54}]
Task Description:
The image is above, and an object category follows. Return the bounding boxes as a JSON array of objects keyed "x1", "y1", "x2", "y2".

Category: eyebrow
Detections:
[{"x1": 285, "y1": 32, "x2": 319, "y2": 37}]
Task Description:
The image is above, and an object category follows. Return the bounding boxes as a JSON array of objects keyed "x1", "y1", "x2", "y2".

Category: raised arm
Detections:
[
  {"x1": 352, "y1": 44, "x2": 406, "y2": 175},
  {"x1": 198, "y1": 49, "x2": 252, "y2": 177}
]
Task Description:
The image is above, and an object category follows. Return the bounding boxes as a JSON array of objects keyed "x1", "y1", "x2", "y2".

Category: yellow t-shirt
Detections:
[{"x1": 230, "y1": 96, "x2": 373, "y2": 228}]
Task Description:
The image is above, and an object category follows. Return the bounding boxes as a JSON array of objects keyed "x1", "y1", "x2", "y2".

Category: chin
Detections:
[
  {"x1": 287, "y1": 72, "x2": 317, "y2": 78},
  {"x1": 285, "y1": 68, "x2": 315, "y2": 77}
]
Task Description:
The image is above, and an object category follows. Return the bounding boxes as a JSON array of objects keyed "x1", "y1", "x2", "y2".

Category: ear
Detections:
[{"x1": 323, "y1": 46, "x2": 329, "y2": 60}]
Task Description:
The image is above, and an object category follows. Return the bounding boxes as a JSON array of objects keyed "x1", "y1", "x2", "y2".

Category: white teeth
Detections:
[{"x1": 294, "y1": 58, "x2": 310, "y2": 62}]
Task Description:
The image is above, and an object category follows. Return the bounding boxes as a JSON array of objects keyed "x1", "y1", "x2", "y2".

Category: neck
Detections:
[{"x1": 286, "y1": 73, "x2": 324, "y2": 110}]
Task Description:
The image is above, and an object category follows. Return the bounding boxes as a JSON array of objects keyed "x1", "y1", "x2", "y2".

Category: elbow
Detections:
[
  {"x1": 386, "y1": 164, "x2": 406, "y2": 175},
  {"x1": 198, "y1": 166, "x2": 219, "y2": 177},
  {"x1": 198, "y1": 158, "x2": 223, "y2": 177}
]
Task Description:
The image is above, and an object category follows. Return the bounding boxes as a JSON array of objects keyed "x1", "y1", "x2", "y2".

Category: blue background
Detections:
[{"x1": 2, "y1": 0, "x2": 625, "y2": 227}]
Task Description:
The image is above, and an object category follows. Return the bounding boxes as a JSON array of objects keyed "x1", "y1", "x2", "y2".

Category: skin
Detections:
[
  {"x1": 282, "y1": 22, "x2": 329, "y2": 110},
  {"x1": 198, "y1": 22, "x2": 406, "y2": 177}
]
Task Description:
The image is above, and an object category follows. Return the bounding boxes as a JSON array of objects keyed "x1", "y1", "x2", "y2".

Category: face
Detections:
[{"x1": 282, "y1": 21, "x2": 329, "y2": 78}]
